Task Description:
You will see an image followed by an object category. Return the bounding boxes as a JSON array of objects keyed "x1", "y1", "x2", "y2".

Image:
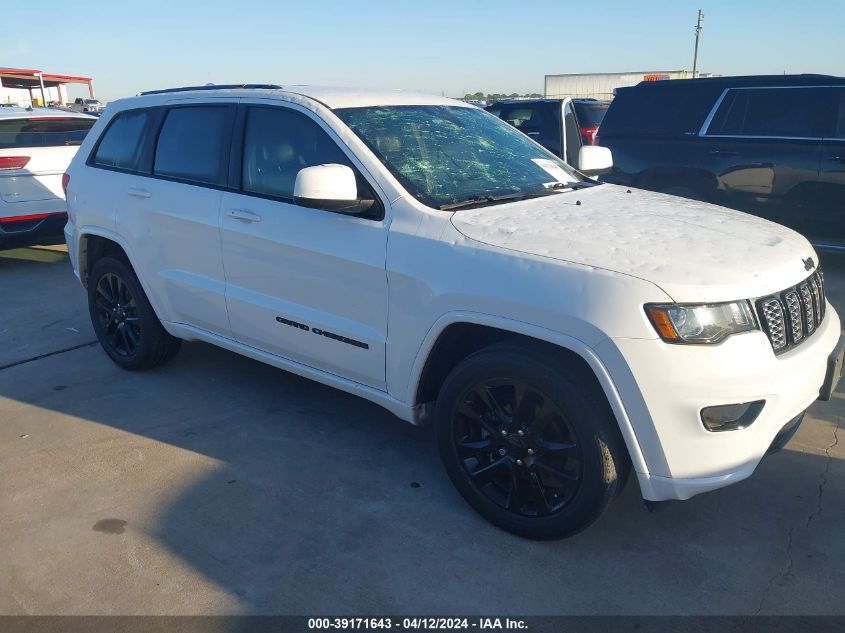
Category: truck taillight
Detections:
[
  {"x1": 580, "y1": 126, "x2": 599, "y2": 145},
  {"x1": 62, "y1": 173, "x2": 70, "y2": 196},
  {"x1": 0, "y1": 156, "x2": 31, "y2": 170}
]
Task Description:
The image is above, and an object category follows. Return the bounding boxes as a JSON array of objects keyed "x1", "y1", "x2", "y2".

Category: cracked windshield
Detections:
[{"x1": 335, "y1": 105, "x2": 583, "y2": 210}]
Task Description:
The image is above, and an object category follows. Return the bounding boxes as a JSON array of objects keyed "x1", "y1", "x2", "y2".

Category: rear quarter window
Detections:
[
  {"x1": 598, "y1": 84, "x2": 725, "y2": 138},
  {"x1": 0, "y1": 117, "x2": 95, "y2": 149}
]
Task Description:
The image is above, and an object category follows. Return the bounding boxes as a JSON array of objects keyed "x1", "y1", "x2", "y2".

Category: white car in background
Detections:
[
  {"x1": 72, "y1": 98, "x2": 105, "y2": 115},
  {"x1": 0, "y1": 108, "x2": 96, "y2": 250}
]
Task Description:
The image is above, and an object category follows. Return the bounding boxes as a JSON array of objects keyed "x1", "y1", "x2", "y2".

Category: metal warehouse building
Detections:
[{"x1": 545, "y1": 71, "x2": 693, "y2": 100}]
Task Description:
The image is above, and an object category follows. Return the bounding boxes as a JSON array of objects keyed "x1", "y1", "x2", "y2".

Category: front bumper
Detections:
[{"x1": 596, "y1": 305, "x2": 841, "y2": 501}]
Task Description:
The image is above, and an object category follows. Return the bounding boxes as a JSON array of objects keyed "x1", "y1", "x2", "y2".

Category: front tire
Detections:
[
  {"x1": 87, "y1": 256, "x2": 181, "y2": 370},
  {"x1": 435, "y1": 343, "x2": 630, "y2": 539}
]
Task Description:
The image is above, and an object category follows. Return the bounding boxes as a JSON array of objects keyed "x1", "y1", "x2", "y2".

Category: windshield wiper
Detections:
[
  {"x1": 439, "y1": 191, "x2": 532, "y2": 211},
  {"x1": 545, "y1": 180, "x2": 600, "y2": 191},
  {"x1": 439, "y1": 180, "x2": 600, "y2": 211}
]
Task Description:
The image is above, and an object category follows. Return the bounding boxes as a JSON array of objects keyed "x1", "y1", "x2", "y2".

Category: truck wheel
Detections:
[
  {"x1": 87, "y1": 256, "x2": 181, "y2": 370},
  {"x1": 435, "y1": 343, "x2": 629, "y2": 539}
]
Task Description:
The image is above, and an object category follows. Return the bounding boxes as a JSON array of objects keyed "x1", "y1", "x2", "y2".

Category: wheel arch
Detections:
[
  {"x1": 77, "y1": 229, "x2": 135, "y2": 288},
  {"x1": 76, "y1": 229, "x2": 174, "y2": 333},
  {"x1": 408, "y1": 313, "x2": 649, "y2": 476}
]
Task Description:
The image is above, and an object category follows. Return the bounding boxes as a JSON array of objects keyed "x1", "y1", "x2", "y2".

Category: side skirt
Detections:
[{"x1": 164, "y1": 321, "x2": 414, "y2": 423}]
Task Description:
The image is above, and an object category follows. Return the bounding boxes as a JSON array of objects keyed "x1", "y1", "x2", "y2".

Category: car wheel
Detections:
[
  {"x1": 88, "y1": 256, "x2": 181, "y2": 370},
  {"x1": 435, "y1": 342, "x2": 630, "y2": 540}
]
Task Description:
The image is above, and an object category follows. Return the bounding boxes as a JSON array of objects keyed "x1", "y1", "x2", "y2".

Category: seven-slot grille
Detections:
[{"x1": 756, "y1": 270, "x2": 826, "y2": 354}]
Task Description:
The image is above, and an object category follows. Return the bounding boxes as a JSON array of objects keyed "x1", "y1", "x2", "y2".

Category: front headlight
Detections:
[{"x1": 645, "y1": 301, "x2": 757, "y2": 344}]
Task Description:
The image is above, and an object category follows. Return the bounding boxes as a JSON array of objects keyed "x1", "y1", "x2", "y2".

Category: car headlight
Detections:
[{"x1": 645, "y1": 301, "x2": 757, "y2": 344}]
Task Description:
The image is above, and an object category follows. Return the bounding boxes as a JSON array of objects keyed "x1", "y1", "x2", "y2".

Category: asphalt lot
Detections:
[{"x1": 0, "y1": 245, "x2": 843, "y2": 616}]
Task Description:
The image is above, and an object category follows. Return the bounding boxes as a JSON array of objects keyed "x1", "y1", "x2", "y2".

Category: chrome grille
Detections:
[
  {"x1": 756, "y1": 269, "x2": 826, "y2": 355},
  {"x1": 760, "y1": 298, "x2": 786, "y2": 351},
  {"x1": 784, "y1": 291, "x2": 803, "y2": 343},
  {"x1": 810, "y1": 277, "x2": 822, "y2": 323},
  {"x1": 799, "y1": 284, "x2": 815, "y2": 335}
]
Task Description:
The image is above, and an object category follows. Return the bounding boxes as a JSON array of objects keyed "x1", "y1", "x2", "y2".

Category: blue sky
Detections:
[{"x1": 4, "y1": 0, "x2": 843, "y2": 101}]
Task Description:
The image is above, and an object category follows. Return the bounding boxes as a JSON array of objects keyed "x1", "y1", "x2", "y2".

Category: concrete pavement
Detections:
[{"x1": 0, "y1": 246, "x2": 843, "y2": 615}]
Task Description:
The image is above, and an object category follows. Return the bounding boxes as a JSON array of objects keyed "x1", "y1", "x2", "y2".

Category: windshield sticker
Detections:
[{"x1": 531, "y1": 159, "x2": 574, "y2": 183}]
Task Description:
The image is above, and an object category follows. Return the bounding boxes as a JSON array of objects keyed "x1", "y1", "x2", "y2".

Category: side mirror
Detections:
[
  {"x1": 293, "y1": 164, "x2": 373, "y2": 214},
  {"x1": 578, "y1": 146, "x2": 613, "y2": 176}
]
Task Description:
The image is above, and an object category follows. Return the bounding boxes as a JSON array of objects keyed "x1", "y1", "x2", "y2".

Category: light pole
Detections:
[{"x1": 692, "y1": 10, "x2": 704, "y2": 79}]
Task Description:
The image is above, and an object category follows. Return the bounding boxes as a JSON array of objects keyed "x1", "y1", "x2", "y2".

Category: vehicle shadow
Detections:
[{"x1": 1, "y1": 337, "x2": 843, "y2": 615}]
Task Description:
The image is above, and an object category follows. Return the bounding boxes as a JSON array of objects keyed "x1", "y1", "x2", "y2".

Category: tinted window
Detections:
[
  {"x1": 0, "y1": 117, "x2": 95, "y2": 149},
  {"x1": 597, "y1": 83, "x2": 726, "y2": 138},
  {"x1": 573, "y1": 102, "x2": 609, "y2": 127},
  {"x1": 835, "y1": 89, "x2": 845, "y2": 138},
  {"x1": 708, "y1": 87, "x2": 823, "y2": 138},
  {"x1": 241, "y1": 107, "x2": 353, "y2": 200},
  {"x1": 154, "y1": 106, "x2": 230, "y2": 185},
  {"x1": 487, "y1": 102, "x2": 561, "y2": 154},
  {"x1": 93, "y1": 110, "x2": 151, "y2": 171}
]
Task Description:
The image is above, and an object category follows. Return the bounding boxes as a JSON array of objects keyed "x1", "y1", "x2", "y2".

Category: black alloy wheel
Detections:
[
  {"x1": 94, "y1": 272, "x2": 141, "y2": 358},
  {"x1": 435, "y1": 342, "x2": 630, "y2": 539},
  {"x1": 87, "y1": 255, "x2": 181, "y2": 370},
  {"x1": 453, "y1": 379, "x2": 582, "y2": 517}
]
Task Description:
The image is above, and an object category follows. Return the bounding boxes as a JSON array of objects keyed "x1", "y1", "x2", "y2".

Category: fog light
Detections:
[{"x1": 700, "y1": 400, "x2": 765, "y2": 432}]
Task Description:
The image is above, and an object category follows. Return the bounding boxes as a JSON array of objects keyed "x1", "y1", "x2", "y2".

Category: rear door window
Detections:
[
  {"x1": 0, "y1": 117, "x2": 95, "y2": 149},
  {"x1": 706, "y1": 87, "x2": 826, "y2": 138},
  {"x1": 92, "y1": 109, "x2": 152, "y2": 172},
  {"x1": 153, "y1": 106, "x2": 232, "y2": 185}
]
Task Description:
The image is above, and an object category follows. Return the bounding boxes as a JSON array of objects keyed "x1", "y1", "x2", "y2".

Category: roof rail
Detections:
[{"x1": 139, "y1": 84, "x2": 283, "y2": 96}]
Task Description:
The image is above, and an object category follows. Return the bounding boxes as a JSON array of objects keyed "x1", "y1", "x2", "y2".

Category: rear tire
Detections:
[
  {"x1": 435, "y1": 342, "x2": 630, "y2": 540},
  {"x1": 87, "y1": 256, "x2": 181, "y2": 370}
]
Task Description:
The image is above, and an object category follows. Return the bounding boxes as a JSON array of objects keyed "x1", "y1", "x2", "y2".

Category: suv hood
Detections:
[{"x1": 450, "y1": 184, "x2": 817, "y2": 303}]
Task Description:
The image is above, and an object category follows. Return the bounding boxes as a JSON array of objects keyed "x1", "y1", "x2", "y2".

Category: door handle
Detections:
[
  {"x1": 831, "y1": 155, "x2": 845, "y2": 163},
  {"x1": 709, "y1": 149, "x2": 739, "y2": 157},
  {"x1": 226, "y1": 208, "x2": 261, "y2": 223},
  {"x1": 126, "y1": 188, "x2": 151, "y2": 198}
]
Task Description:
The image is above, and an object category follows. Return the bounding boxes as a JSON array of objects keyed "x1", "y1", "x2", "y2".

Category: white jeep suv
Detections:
[{"x1": 64, "y1": 85, "x2": 844, "y2": 539}]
